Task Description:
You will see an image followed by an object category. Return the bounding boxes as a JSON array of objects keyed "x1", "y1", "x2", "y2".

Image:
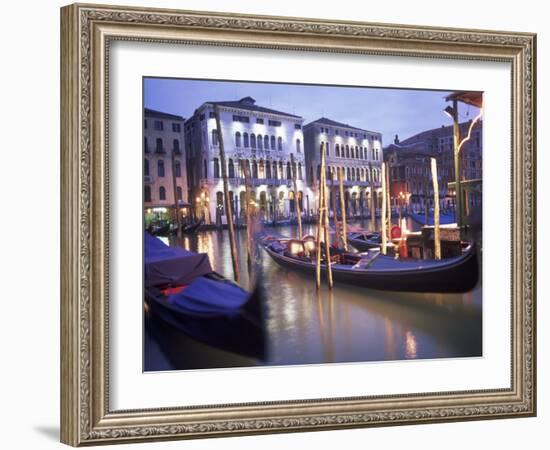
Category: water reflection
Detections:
[{"x1": 146, "y1": 219, "x2": 482, "y2": 370}]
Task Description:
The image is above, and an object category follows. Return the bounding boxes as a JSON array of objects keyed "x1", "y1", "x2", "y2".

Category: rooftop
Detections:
[
  {"x1": 306, "y1": 117, "x2": 379, "y2": 134},
  {"x1": 203, "y1": 96, "x2": 302, "y2": 119},
  {"x1": 144, "y1": 108, "x2": 185, "y2": 121}
]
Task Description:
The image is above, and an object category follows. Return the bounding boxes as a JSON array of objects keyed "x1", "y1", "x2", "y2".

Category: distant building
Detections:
[
  {"x1": 184, "y1": 96, "x2": 307, "y2": 223},
  {"x1": 303, "y1": 118, "x2": 383, "y2": 217},
  {"x1": 143, "y1": 108, "x2": 189, "y2": 223},
  {"x1": 384, "y1": 120, "x2": 482, "y2": 213}
]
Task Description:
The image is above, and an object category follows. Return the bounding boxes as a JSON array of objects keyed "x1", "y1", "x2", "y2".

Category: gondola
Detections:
[
  {"x1": 181, "y1": 218, "x2": 204, "y2": 234},
  {"x1": 144, "y1": 232, "x2": 265, "y2": 360},
  {"x1": 410, "y1": 211, "x2": 456, "y2": 226},
  {"x1": 148, "y1": 222, "x2": 171, "y2": 236},
  {"x1": 347, "y1": 231, "x2": 382, "y2": 252},
  {"x1": 261, "y1": 236, "x2": 478, "y2": 293}
]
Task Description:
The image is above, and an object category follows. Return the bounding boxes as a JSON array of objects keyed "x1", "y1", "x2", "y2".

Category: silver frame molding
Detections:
[{"x1": 60, "y1": 3, "x2": 536, "y2": 446}]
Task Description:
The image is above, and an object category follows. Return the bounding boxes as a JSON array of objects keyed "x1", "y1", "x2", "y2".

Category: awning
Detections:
[{"x1": 445, "y1": 91, "x2": 483, "y2": 108}]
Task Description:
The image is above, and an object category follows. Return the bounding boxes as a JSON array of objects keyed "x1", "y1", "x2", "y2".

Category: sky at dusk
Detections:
[{"x1": 144, "y1": 78, "x2": 481, "y2": 144}]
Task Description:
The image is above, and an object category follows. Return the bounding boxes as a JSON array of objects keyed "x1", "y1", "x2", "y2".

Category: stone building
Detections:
[
  {"x1": 384, "y1": 120, "x2": 482, "y2": 213},
  {"x1": 303, "y1": 118, "x2": 383, "y2": 217},
  {"x1": 143, "y1": 108, "x2": 189, "y2": 224},
  {"x1": 184, "y1": 96, "x2": 307, "y2": 224}
]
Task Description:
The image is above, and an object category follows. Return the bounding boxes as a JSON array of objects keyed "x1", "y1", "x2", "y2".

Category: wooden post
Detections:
[
  {"x1": 241, "y1": 160, "x2": 253, "y2": 268},
  {"x1": 386, "y1": 161, "x2": 392, "y2": 232},
  {"x1": 291, "y1": 153, "x2": 303, "y2": 240},
  {"x1": 369, "y1": 164, "x2": 376, "y2": 231},
  {"x1": 315, "y1": 168, "x2": 323, "y2": 290},
  {"x1": 451, "y1": 99, "x2": 462, "y2": 229},
  {"x1": 431, "y1": 157, "x2": 441, "y2": 260},
  {"x1": 338, "y1": 167, "x2": 348, "y2": 251},
  {"x1": 320, "y1": 143, "x2": 334, "y2": 289},
  {"x1": 170, "y1": 149, "x2": 182, "y2": 238},
  {"x1": 331, "y1": 174, "x2": 341, "y2": 247},
  {"x1": 214, "y1": 106, "x2": 240, "y2": 282},
  {"x1": 381, "y1": 163, "x2": 387, "y2": 255}
]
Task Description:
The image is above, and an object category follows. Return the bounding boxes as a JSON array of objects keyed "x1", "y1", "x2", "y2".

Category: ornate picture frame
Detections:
[{"x1": 60, "y1": 3, "x2": 536, "y2": 446}]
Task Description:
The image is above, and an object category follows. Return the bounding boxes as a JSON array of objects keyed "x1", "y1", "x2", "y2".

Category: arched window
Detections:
[
  {"x1": 355, "y1": 146, "x2": 359, "y2": 158},
  {"x1": 376, "y1": 149, "x2": 379, "y2": 160},
  {"x1": 360, "y1": 147, "x2": 363, "y2": 159},
  {"x1": 243, "y1": 132, "x2": 249, "y2": 148},
  {"x1": 372, "y1": 148, "x2": 375, "y2": 159},
  {"x1": 326, "y1": 142, "x2": 330, "y2": 156},
  {"x1": 176, "y1": 186, "x2": 182, "y2": 200},
  {"x1": 270, "y1": 135, "x2": 276, "y2": 150},
  {"x1": 252, "y1": 160, "x2": 258, "y2": 179},
  {"x1": 286, "y1": 162, "x2": 292, "y2": 180},
  {"x1": 211, "y1": 129, "x2": 219, "y2": 146},
  {"x1": 144, "y1": 158, "x2": 149, "y2": 176},
  {"x1": 298, "y1": 162, "x2": 303, "y2": 180},
  {"x1": 296, "y1": 138, "x2": 301, "y2": 152},
  {"x1": 250, "y1": 134, "x2": 256, "y2": 148},
  {"x1": 157, "y1": 159, "x2": 165, "y2": 177},
  {"x1": 257, "y1": 134, "x2": 263, "y2": 150},
  {"x1": 346, "y1": 145, "x2": 350, "y2": 158},
  {"x1": 173, "y1": 139, "x2": 180, "y2": 154},
  {"x1": 228, "y1": 159, "x2": 235, "y2": 178},
  {"x1": 235, "y1": 132, "x2": 241, "y2": 147},
  {"x1": 144, "y1": 137, "x2": 149, "y2": 153},
  {"x1": 156, "y1": 138, "x2": 163, "y2": 153},
  {"x1": 266, "y1": 161, "x2": 272, "y2": 179},
  {"x1": 264, "y1": 135, "x2": 270, "y2": 150},
  {"x1": 144, "y1": 185, "x2": 151, "y2": 202},
  {"x1": 272, "y1": 161, "x2": 277, "y2": 179},
  {"x1": 159, "y1": 186, "x2": 166, "y2": 200},
  {"x1": 213, "y1": 158, "x2": 220, "y2": 178},
  {"x1": 336, "y1": 144, "x2": 340, "y2": 157},
  {"x1": 347, "y1": 167, "x2": 351, "y2": 180},
  {"x1": 278, "y1": 137, "x2": 283, "y2": 151},
  {"x1": 174, "y1": 160, "x2": 181, "y2": 177},
  {"x1": 279, "y1": 161, "x2": 283, "y2": 179}
]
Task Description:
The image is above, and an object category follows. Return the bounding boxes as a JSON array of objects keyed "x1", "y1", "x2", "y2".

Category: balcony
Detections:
[
  {"x1": 200, "y1": 177, "x2": 293, "y2": 187},
  {"x1": 155, "y1": 147, "x2": 166, "y2": 154}
]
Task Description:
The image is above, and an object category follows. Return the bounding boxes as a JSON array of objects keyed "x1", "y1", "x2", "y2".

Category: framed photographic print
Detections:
[{"x1": 60, "y1": 3, "x2": 537, "y2": 446}]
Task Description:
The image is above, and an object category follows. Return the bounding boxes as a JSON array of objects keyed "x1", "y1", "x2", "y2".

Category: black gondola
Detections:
[
  {"x1": 144, "y1": 232, "x2": 265, "y2": 361},
  {"x1": 261, "y1": 237, "x2": 478, "y2": 293},
  {"x1": 347, "y1": 231, "x2": 382, "y2": 252},
  {"x1": 181, "y1": 218, "x2": 204, "y2": 234}
]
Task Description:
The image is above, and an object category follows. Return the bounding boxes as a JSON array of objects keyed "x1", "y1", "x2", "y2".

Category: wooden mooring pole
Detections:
[
  {"x1": 431, "y1": 157, "x2": 441, "y2": 260},
  {"x1": 381, "y1": 162, "x2": 387, "y2": 255},
  {"x1": 338, "y1": 167, "x2": 348, "y2": 252},
  {"x1": 214, "y1": 106, "x2": 240, "y2": 282},
  {"x1": 291, "y1": 153, "x2": 303, "y2": 240}
]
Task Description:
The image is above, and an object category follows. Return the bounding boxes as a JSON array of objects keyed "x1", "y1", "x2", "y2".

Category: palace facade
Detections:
[
  {"x1": 303, "y1": 118, "x2": 384, "y2": 217},
  {"x1": 184, "y1": 96, "x2": 307, "y2": 224}
]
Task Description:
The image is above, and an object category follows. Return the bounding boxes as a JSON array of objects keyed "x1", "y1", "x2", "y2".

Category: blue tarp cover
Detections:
[
  {"x1": 144, "y1": 232, "x2": 213, "y2": 287},
  {"x1": 168, "y1": 276, "x2": 249, "y2": 314}
]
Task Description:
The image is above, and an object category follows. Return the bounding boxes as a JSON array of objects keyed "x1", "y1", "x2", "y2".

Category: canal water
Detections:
[{"x1": 144, "y1": 217, "x2": 482, "y2": 371}]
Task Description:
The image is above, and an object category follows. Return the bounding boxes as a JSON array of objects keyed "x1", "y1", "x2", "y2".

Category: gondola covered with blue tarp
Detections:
[
  {"x1": 143, "y1": 232, "x2": 266, "y2": 361},
  {"x1": 144, "y1": 232, "x2": 212, "y2": 287}
]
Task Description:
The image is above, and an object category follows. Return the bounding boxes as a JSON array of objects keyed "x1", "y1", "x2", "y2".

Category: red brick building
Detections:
[{"x1": 384, "y1": 120, "x2": 482, "y2": 214}]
